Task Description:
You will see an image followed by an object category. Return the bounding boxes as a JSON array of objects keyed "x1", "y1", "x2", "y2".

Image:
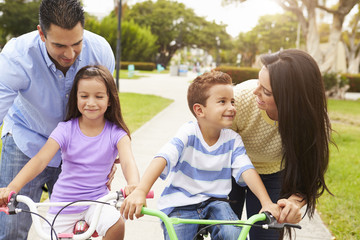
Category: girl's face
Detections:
[
  {"x1": 202, "y1": 84, "x2": 236, "y2": 129},
  {"x1": 77, "y1": 77, "x2": 109, "y2": 122},
  {"x1": 253, "y1": 66, "x2": 278, "y2": 120}
]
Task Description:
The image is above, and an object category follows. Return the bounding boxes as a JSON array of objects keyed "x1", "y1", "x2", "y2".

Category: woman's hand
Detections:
[
  {"x1": 277, "y1": 198, "x2": 302, "y2": 223},
  {"x1": 120, "y1": 188, "x2": 147, "y2": 220}
]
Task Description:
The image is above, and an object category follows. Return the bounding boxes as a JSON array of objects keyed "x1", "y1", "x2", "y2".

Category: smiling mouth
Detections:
[{"x1": 256, "y1": 97, "x2": 265, "y2": 105}]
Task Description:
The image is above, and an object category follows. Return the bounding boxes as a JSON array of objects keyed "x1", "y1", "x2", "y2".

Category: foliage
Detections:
[
  {"x1": 323, "y1": 72, "x2": 349, "y2": 91},
  {"x1": 214, "y1": 66, "x2": 260, "y2": 85},
  {"x1": 85, "y1": 15, "x2": 158, "y2": 62},
  {"x1": 343, "y1": 74, "x2": 360, "y2": 92},
  {"x1": 120, "y1": 61, "x2": 156, "y2": 71},
  {"x1": 125, "y1": 0, "x2": 231, "y2": 67},
  {"x1": 252, "y1": 12, "x2": 302, "y2": 53},
  {"x1": 234, "y1": 31, "x2": 259, "y2": 67},
  {"x1": 0, "y1": 0, "x2": 40, "y2": 38}
]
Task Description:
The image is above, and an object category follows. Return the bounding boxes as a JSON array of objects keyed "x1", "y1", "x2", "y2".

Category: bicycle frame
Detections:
[{"x1": 142, "y1": 207, "x2": 270, "y2": 240}]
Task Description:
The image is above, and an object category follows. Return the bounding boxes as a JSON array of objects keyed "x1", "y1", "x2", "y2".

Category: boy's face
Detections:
[
  {"x1": 38, "y1": 22, "x2": 83, "y2": 74},
  {"x1": 201, "y1": 84, "x2": 236, "y2": 129}
]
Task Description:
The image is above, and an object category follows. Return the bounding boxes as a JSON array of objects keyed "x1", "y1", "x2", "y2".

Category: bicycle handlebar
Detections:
[{"x1": 0, "y1": 189, "x2": 154, "y2": 240}]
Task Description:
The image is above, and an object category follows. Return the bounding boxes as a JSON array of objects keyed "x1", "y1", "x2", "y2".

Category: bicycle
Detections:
[{"x1": 0, "y1": 191, "x2": 301, "y2": 240}]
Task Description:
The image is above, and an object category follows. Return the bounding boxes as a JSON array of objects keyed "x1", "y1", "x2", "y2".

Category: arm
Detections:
[
  {"x1": 0, "y1": 138, "x2": 60, "y2": 206},
  {"x1": 277, "y1": 193, "x2": 305, "y2": 223},
  {"x1": 116, "y1": 135, "x2": 140, "y2": 194},
  {"x1": 120, "y1": 156, "x2": 167, "y2": 220},
  {"x1": 241, "y1": 169, "x2": 281, "y2": 220}
]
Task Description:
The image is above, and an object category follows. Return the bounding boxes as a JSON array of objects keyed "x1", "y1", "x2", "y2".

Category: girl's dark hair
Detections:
[
  {"x1": 260, "y1": 49, "x2": 333, "y2": 218},
  {"x1": 39, "y1": 0, "x2": 85, "y2": 36},
  {"x1": 65, "y1": 65, "x2": 130, "y2": 138}
]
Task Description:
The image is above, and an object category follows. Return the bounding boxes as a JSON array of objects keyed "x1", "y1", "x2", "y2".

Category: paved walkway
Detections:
[{"x1": 28, "y1": 71, "x2": 336, "y2": 239}]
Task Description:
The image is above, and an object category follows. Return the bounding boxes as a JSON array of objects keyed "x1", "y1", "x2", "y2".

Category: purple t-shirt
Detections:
[{"x1": 48, "y1": 118, "x2": 127, "y2": 214}]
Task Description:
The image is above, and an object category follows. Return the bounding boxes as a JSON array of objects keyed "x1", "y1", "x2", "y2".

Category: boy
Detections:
[{"x1": 120, "y1": 71, "x2": 280, "y2": 240}]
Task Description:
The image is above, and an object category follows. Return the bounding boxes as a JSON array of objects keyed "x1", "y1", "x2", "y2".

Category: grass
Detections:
[
  {"x1": 328, "y1": 99, "x2": 360, "y2": 126},
  {"x1": 317, "y1": 99, "x2": 360, "y2": 239},
  {"x1": 119, "y1": 92, "x2": 173, "y2": 132}
]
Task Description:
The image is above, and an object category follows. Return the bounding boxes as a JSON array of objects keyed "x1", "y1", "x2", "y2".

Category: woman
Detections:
[{"x1": 229, "y1": 49, "x2": 333, "y2": 239}]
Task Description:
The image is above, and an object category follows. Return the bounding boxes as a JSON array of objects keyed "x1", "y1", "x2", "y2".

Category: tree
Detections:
[
  {"x1": 0, "y1": 0, "x2": 40, "y2": 39},
  {"x1": 224, "y1": 0, "x2": 359, "y2": 73},
  {"x1": 253, "y1": 12, "x2": 302, "y2": 53},
  {"x1": 125, "y1": 0, "x2": 231, "y2": 67},
  {"x1": 342, "y1": 6, "x2": 360, "y2": 74},
  {"x1": 85, "y1": 14, "x2": 158, "y2": 62}
]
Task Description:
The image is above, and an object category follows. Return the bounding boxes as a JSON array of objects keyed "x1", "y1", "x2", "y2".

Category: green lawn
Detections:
[{"x1": 317, "y1": 99, "x2": 360, "y2": 239}]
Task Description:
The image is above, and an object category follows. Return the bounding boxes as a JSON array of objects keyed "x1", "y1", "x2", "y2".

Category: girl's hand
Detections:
[
  {"x1": 260, "y1": 202, "x2": 281, "y2": 221},
  {"x1": 123, "y1": 184, "x2": 137, "y2": 197},
  {"x1": 277, "y1": 198, "x2": 302, "y2": 223},
  {"x1": 120, "y1": 188, "x2": 147, "y2": 220},
  {"x1": 0, "y1": 188, "x2": 12, "y2": 207}
]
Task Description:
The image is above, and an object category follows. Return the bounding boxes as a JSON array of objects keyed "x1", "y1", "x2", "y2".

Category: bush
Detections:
[
  {"x1": 214, "y1": 66, "x2": 260, "y2": 85},
  {"x1": 120, "y1": 61, "x2": 156, "y2": 71},
  {"x1": 323, "y1": 72, "x2": 350, "y2": 99},
  {"x1": 342, "y1": 74, "x2": 360, "y2": 92}
]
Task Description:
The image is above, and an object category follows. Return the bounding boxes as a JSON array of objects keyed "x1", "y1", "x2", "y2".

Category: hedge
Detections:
[
  {"x1": 342, "y1": 74, "x2": 360, "y2": 92},
  {"x1": 120, "y1": 61, "x2": 156, "y2": 71},
  {"x1": 214, "y1": 66, "x2": 260, "y2": 85}
]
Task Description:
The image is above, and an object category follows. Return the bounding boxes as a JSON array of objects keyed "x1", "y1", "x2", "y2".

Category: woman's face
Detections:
[{"x1": 253, "y1": 66, "x2": 278, "y2": 120}]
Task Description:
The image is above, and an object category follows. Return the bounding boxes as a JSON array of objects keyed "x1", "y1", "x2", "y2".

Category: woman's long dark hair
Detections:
[
  {"x1": 260, "y1": 49, "x2": 333, "y2": 217},
  {"x1": 65, "y1": 65, "x2": 130, "y2": 138}
]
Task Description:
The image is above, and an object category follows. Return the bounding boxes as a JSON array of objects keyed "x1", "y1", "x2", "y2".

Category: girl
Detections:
[{"x1": 0, "y1": 65, "x2": 140, "y2": 240}]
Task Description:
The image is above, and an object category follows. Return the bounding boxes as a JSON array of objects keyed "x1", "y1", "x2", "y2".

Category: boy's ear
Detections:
[{"x1": 193, "y1": 103, "x2": 204, "y2": 117}]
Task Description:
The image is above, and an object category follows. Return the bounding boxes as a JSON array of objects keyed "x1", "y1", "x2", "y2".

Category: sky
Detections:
[{"x1": 82, "y1": 0, "x2": 283, "y2": 37}]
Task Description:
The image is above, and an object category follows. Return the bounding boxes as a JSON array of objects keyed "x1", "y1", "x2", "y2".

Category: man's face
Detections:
[{"x1": 38, "y1": 22, "x2": 83, "y2": 73}]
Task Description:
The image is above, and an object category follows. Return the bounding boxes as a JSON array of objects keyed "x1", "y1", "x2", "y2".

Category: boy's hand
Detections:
[
  {"x1": 277, "y1": 198, "x2": 302, "y2": 223},
  {"x1": 0, "y1": 188, "x2": 12, "y2": 207},
  {"x1": 260, "y1": 202, "x2": 281, "y2": 221},
  {"x1": 120, "y1": 188, "x2": 147, "y2": 220}
]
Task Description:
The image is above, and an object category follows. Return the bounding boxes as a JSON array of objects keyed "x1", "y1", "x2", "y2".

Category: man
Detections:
[{"x1": 0, "y1": 0, "x2": 115, "y2": 239}]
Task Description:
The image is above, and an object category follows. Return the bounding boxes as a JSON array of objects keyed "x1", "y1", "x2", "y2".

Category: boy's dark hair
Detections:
[
  {"x1": 39, "y1": 0, "x2": 85, "y2": 37},
  {"x1": 187, "y1": 71, "x2": 232, "y2": 117},
  {"x1": 66, "y1": 65, "x2": 131, "y2": 138}
]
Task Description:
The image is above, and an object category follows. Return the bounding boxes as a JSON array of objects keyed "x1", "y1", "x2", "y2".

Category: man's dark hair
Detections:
[{"x1": 39, "y1": 0, "x2": 84, "y2": 36}]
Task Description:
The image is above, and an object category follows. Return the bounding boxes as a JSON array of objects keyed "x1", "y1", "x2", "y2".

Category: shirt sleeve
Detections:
[
  {"x1": 49, "y1": 122, "x2": 68, "y2": 151},
  {"x1": 155, "y1": 123, "x2": 191, "y2": 180},
  {"x1": 231, "y1": 132, "x2": 254, "y2": 187},
  {"x1": 0, "y1": 44, "x2": 30, "y2": 124}
]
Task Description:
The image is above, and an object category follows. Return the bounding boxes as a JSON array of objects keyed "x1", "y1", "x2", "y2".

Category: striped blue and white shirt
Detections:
[{"x1": 156, "y1": 121, "x2": 254, "y2": 215}]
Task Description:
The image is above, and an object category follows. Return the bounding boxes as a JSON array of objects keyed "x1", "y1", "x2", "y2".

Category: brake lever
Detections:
[
  {"x1": 6, "y1": 191, "x2": 18, "y2": 215},
  {"x1": 262, "y1": 211, "x2": 302, "y2": 230}
]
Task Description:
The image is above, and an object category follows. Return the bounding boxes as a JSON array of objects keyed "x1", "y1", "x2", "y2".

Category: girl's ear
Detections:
[{"x1": 193, "y1": 103, "x2": 205, "y2": 118}]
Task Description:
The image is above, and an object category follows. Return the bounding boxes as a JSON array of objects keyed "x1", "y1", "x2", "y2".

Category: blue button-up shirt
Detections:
[{"x1": 0, "y1": 30, "x2": 115, "y2": 167}]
